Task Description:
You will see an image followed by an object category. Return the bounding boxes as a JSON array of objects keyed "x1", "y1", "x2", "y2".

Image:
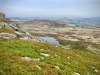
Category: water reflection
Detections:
[{"x1": 39, "y1": 36, "x2": 60, "y2": 45}]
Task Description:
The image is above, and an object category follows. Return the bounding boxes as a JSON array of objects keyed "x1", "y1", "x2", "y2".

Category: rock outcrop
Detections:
[
  {"x1": 0, "y1": 12, "x2": 5, "y2": 19},
  {"x1": 0, "y1": 12, "x2": 43, "y2": 42},
  {"x1": 0, "y1": 32, "x2": 16, "y2": 39}
]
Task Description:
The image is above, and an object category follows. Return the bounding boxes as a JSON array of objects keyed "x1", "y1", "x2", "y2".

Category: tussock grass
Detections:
[{"x1": 0, "y1": 39, "x2": 100, "y2": 75}]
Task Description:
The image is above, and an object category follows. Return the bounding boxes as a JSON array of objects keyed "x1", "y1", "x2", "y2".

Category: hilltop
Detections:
[
  {"x1": 0, "y1": 13, "x2": 100, "y2": 75},
  {"x1": 21, "y1": 19, "x2": 75, "y2": 36},
  {"x1": 22, "y1": 19, "x2": 69, "y2": 28}
]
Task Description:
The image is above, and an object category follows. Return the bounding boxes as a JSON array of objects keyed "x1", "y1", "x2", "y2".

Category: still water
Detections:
[{"x1": 39, "y1": 36, "x2": 60, "y2": 45}]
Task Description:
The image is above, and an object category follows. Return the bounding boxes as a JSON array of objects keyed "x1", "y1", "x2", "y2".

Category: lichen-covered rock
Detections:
[
  {"x1": 14, "y1": 31, "x2": 26, "y2": 37},
  {"x1": 40, "y1": 53, "x2": 50, "y2": 57},
  {"x1": 21, "y1": 56, "x2": 31, "y2": 61},
  {"x1": 0, "y1": 12, "x2": 5, "y2": 18},
  {"x1": 0, "y1": 22, "x2": 14, "y2": 30},
  {"x1": 73, "y1": 72, "x2": 80, "y2": 75},
  {"x1": 0, "y1": 32, "x2": 16, "y2": 39},
  {"x1": 0, "y1": 12, "x2": 44, "y2": 42},
  {"x1": 55, "y1": 66, "x2": 60, "y2": 70},
  {"x1": 36, "y1": 65, "x2": 41, "y2": 69},
  {"x1": 20, "y1": 36, "x2": 29, "y2": 40}
]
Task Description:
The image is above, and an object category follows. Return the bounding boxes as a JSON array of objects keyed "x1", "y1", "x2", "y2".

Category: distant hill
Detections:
[
  {"x1": 56, "y1": 17, "x2": 100, "y2": 28},
  {"x1": 23, "y1": 19, "x2": 68, "y2": 28}
]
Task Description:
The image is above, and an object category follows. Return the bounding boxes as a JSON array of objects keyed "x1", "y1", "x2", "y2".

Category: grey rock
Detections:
[
  {"x1": 9, "y1": 24, "x2": 19, "y2": 31},
  {"x1": 14, "y1": 31, "x2": 26, "y2": 37},
  {"x1": 0, "y1": 12, "x2": 43, "y2": 42},
  {"x1": 0, "y1": 12, "x2": 5, "y2": 19},
  {"x1": 54, "y1": 66, "x2": 60, "y2": 70},
  {"x1": 20, "y1": 36, "x2": 29, "y2": 40},
  {"x1": 36, "y1": 65, "x2": 41, "y2": 69},
  {"x1": 0, "y1": 22, "x2": 14, "y2": 30},
  {"x1": 21, "y1": 56, "x2": 31, "y2": 61},
  {"x1": 73, "y1": 72, "x2": 80, "y2": 75},
  {"x1": 0, "y1": 22, "x2": 8, "y2": 27},
  {"x1": 0, "y1": 32, "x2": 16, "y2": 39}
]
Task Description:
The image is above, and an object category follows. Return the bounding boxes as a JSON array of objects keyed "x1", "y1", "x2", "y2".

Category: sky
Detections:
[{"x1": 0, "y1": 0, "x2": 100, "y2": 17}]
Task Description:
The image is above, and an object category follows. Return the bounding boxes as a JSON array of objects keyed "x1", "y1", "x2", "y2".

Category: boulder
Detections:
[
  {"x1": 0, "y1": 22, "x2": 25, "y2": 32},
  {"x1": 40, "y1": 53, "x2": 50, "y2": 57},
  {"x1": 73, "y1": 72, "x2": 80, "y2": 75},
  {"x1": 14, "y1": 31, "x2": 26, "y2": 37},
  {"x1": 0, "y1": 12, "x2": 44, "y2": 42},
  {"x1": 0, "y1": 12, "x2": 5, "y2": 18},
  {"x1": 20, "y1": 36, "x2": 29, "y2": 40},
  {"x1": 0, "y1": 22, "x2": 14, "y2": 30},
  {"x1": 0, "y1": 32, "x2": 16, "y2": 39},
  {"x1": 21, "y1": 56, "x2": 31, "y2": 61}
]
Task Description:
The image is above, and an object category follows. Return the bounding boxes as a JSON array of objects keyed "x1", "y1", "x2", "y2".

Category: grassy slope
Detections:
[
  {"x1": 0, "y1": 18, "x2": 15, "y2": 35},
  {"x1": 0, "y1": 24, "x2": 100, "y2": 75},
  {"x1": 57, "y1": 39, "x2": 100, "y2": 55},
  {"x1": 0, "y1": 27, "x2": 16, "y2": 35},
  {"x1": 0, "y1": 18, "x2": 9, "y2": 24},
  {"x1": 0, "y1": 39, "x2": 100, "y2": 75}
]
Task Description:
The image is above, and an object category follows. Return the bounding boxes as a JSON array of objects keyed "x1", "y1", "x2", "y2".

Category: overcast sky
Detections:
[{"x1": 0, "y1": 0, "x2": 100, "y2": 17}]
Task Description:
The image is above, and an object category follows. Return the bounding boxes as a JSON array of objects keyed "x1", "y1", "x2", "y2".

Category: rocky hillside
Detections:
[
  {"x1": 0, "y1": 13, "x2": 43, "y2": 42},
  {"x1": 0, "y1": 13, "x2": 100, "y2": 75},
  {"x1": 21, "y1": 18, "x2": 100, "y2": 45}
]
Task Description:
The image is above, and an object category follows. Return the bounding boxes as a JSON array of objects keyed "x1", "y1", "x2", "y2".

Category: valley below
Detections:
[
  {"x1": 20, "y1": 19, "x2": 100, "y2": 55},
  {"x1": 1, "y1": 15, "x2": 100, "y2": 75},
  {"x1": 21, "y1": 19, "x2": 100, "y2": 44}
]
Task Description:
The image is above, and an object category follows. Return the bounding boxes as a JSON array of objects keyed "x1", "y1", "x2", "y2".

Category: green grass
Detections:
[
  {"x1": 57, "y1": 39, "x2": 88, "y2": 50},
  {"x1": 0, "y1": 50, "x2": 58, "y2": 75},
  {"x1": 0, "y1": 18, "x2": 9, "y2": 24},
  {"x1": 0, "y1": 39, "x2": 100, "y2": 75},
  {"x1": 57, "y1": 39, "x2": 100, "y2": 55},
  {"x1": 0, "y1": 27, "x2": 16, "y2": 35}
]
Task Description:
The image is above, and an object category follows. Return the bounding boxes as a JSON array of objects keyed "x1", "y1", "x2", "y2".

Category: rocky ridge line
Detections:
[{"x1": 0, "y1": 12, "x2": 43, "y2": 42}]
